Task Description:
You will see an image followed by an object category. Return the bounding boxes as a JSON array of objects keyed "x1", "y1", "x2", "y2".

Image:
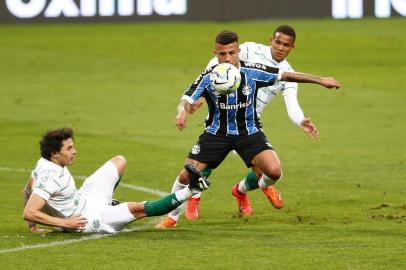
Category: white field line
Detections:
[
  {"x1": 0, "y1": 221, "x2": 157, "y2": 254},
  {"x1": 0, "y1": 166, "x2": 168, "y2": 196},
  {"x1": 0, "y1": 166, "x2": 169, "y2": 254}
]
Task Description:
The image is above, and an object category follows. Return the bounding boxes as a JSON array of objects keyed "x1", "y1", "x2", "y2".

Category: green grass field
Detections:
[{"x1": 0, "y1": 18, "x2": 405, "y2": 269}]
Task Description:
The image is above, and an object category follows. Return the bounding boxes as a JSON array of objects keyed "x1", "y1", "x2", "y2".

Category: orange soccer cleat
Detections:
[
  {"x1": 231, "y1": 184, "x2": 253, "y2": 216},
  {"x1": 185, "y1": 197, "x2": 200, "y2": 220},
  {"x1": 261, "y1": 186, "x2": 284, "y2": 209},
  {"x1": 155, "y1": 217, "x2": 177, "y2": 229}
]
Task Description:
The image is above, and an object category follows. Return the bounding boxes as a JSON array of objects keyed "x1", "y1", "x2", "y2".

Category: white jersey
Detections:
[
  {"x1": 207, "y1": 42, "x2": 305, "y2": 126},
  {"x1": 31, "y1": 158, "x2": 133, "y2": 233},
  {"x1": 31, "y1": 158, "x2": 85, "y2": 219}
]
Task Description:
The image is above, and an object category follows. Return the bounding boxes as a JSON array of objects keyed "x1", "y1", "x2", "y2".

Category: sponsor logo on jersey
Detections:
[
  {"x1": 219, "y1": 99, "x2": 252, "y2": 110},
  {"x1": 242, "y1": 86, "x2": 252, "y2": 95},
  {"x1": 244, "y1": 62, "x2": 267, "y2": 70},
  {"x1": 191, "y1": 144, "x2": 200, "y2": 154}
]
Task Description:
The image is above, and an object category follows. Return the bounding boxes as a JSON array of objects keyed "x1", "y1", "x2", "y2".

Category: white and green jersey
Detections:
[
  {"x1": 207, "y1": 42, "x2": 305, "y2": 126},
  {"x1": 31, "y1": 158, "x2": 85, "y2": 218}
]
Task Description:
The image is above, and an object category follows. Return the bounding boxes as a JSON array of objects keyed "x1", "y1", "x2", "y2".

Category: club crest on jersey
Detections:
[
  {"x1": 92, "y1": 219, "x2": 101, "y2": 230},
  {"x1": 242, "y1": 86, "x2": 252, "y2": 95},
  {"x1": 191, "y1": 144, "x2": 201, "y2": 155}
]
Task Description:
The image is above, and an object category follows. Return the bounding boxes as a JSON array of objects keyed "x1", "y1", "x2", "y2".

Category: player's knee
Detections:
[
  {"x1": 265, "y1": 166, "x2": 282, "y2": 181},
  {"x1": 111, "y1": 155, "x2": 126, "y2": 175},
  {"x1": 178, "y1": 170, "x2": 190, "y2": 185}
]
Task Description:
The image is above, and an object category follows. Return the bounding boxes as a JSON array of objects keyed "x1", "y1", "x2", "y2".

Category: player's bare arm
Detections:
[
  {"x1": 23, "y1": 194, "x2": 88, "y2": 231},
  {"x1": 189, "y1": 97, "x2": 205, "y2": 114},
  {"x1": 281, "y1": 72, "x2": 341, "y2": 89},
  {"x1": 22, "y1": 177, "x2": 47, "y2": 233},
  {"x1": 175, "y1": 100, "x2": 194, "y2": 130}
]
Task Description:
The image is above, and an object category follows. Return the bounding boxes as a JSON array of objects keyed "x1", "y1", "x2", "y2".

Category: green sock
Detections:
[
  {"x1": 244, "y1": 170, "x2": 259, "y2": 191},
  {"x1": 202, "y1": 168, "x2": 212, "y2": 178},
  {"x1": 144, "y1": 194, "x2": 182, "y2": 217}
]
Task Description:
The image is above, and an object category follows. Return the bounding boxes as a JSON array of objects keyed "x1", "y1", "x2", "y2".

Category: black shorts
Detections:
[{"x1": 188, "y1": 131, "x2": 273, "y2": 169}]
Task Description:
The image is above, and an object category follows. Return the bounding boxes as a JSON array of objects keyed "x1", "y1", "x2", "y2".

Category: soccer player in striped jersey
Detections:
[
  {"x1": 185, "y1": 25, "x2": 316, "y2": 220},
  {"x1": 23, "y1": 128, "x2": 209, "y2": 234},
  {"x1": 155, "y1": 30, "x2": 340, "y2": 228}
]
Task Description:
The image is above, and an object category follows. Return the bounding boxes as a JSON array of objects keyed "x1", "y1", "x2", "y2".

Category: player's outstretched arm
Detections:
[
  {"x1": 281, "y1": 72, "x2": 341, "y2": 89},
  {"x1": 23, "y1": 194, "x2": 88, "y2": 231}
]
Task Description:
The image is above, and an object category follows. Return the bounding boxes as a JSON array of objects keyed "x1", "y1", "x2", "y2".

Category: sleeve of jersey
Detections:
[
  {"x1": 32, "y1": 172, "x2": 60, "y2": 201},
  {"x1": 206, "y1": 57, "x2": 218, "y2": 69},
  {"x1": 239, "y1": 43, "x2": 250, "y2": 61},
  {"x1": 181, "y1": 69, "x2": 212, "y2": 104},
  {"x1": 283, "y1": 87, "x2": 305, "y2": 126}
]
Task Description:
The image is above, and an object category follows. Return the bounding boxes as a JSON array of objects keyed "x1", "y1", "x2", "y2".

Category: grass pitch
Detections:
[{"x1": 0, "y1": 18, "x2": 405, "y2": 269}]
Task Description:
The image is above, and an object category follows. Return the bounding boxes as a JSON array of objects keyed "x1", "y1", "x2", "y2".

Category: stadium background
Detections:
[{"x1": 0, "y1": 0, "x2": 405, "y2": 269}]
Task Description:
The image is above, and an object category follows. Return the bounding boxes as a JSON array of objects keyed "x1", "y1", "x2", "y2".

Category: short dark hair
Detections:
[
  {"x1": 40, "y1": 128, "x2": 74, "y2": 160},
  {"x1": 273, "y1": 25, "x2": 296, "y2": 43},
  {"x1": 215, "y1": 30, "x2": 239, "y2": 45}
]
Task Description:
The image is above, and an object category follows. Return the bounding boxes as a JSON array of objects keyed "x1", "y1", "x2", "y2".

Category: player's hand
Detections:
[
  {"x1": 300, "y1": 118, "x2": 319, "y2": 139},
  {"x1": 189, "y1": 97, "x2": 205, "y2": 114},
  {"x1": 175, "y1": 111, "x2": 187, "y2": 131},
  {"x1": 29, "y1": 226, "x2": 52, "y2": 235},
  {"x1": 320, "y1": 77, "x2": 341, "y2": 89},
  {"x1": 64, "y1": 214, "x2": 88, "y2": 231}
]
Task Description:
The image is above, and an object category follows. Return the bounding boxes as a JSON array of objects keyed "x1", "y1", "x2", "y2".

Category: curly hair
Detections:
[{"x1": 40, "y1": 128, "x2": 74, "y2": 160}]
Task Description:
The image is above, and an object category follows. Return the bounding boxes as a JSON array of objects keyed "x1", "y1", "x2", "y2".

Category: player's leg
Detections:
[
  {"x1": 101, "y1": 165, "x2": 210, "y2": 232},
  {"x1": 156, "y1": 133, "x2": 230, "y2": 228},
  {"x1": 251, "y1": 150, "x2": 284, "y2": 209},
  {"x1": 110, "y1": 155, "x2": 126, "y2": 189},
  {"x1": 79, "y1": 155, "x2": 126, "y2": 205},
  {"x1": 155, "y1": 158, "x2": 208, "y2": 228},
  {"x1": 232, "y1": 132, "x2": 282, "y2": 214},
  {"x1": 185, "y1": 167, "x2": 212, "y2": 220}
]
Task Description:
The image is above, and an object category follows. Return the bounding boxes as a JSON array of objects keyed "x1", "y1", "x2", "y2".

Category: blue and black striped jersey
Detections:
[{"x1": 182, "y1": 61, "x2": 280, "y2": 136}]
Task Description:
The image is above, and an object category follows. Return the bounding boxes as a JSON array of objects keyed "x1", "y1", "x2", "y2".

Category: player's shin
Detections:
[
  {"x1": 144, "y1": 188, "x2": 191, "y2": 217},
  {"x1": 238, "y1": 170, "x2": 259, "y2": 193},
  {"x1": 165, "y1": 176, "x2": 188, "y2": 221},
  {"x1": 190, "y1": 167, "x2": 212, "y2": 199},
  {"x1": 258, "y1": 173, "x2": 280, "y2": 188}
]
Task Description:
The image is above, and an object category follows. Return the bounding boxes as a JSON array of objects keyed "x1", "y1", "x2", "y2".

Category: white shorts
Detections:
[
  {"x1": 79, "y1": 160, "x2": 119, "y2": 205},
  {"x1": 78, "y1": 160, "x2": 135, "y2": 233},
  {"x1": 82, "y1": 201, "x2": 134, "y2": 234}
]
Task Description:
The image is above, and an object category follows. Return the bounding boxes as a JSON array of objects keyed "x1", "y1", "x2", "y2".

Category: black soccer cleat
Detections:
[
  {"x1": 184, "y1": 164, "x2": 210, "y2": 194},
  {"x1": 111, "y1": 199, "x2": 120, "y2": 206}
]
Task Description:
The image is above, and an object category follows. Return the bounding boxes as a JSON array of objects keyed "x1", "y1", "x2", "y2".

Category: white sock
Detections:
[
  {"x1": 168, "y1": 176, "x2": 187, "y2": 221},
  {"x1": 171, "y1": 176, "x2": 187, "y2": 192},
  {"x1": 191, "y1": 192, "x2": 201, "y2": 199},
  {"x1": 174, "y1": 187, "x2": 193, "y2": 202},
  {"x1": 258, "y1": 174, "x2": 278, "y2": 189},
  {"x1": 237, "y1": 179, "x2": 248, "y2": 193}
]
